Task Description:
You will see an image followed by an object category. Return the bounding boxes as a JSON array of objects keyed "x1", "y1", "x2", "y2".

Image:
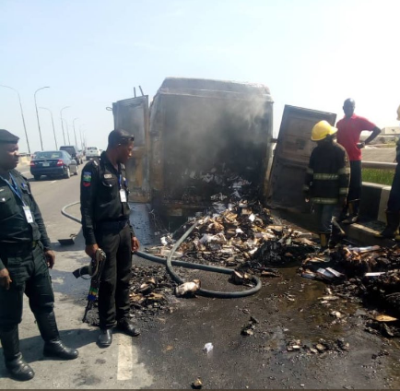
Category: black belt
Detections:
[
  {"x1": 0, "y1": 240, "x2": 39, "y2": 255},
  {"x1": 95, "y1": 219, "x2": 129, "y2": 231}
]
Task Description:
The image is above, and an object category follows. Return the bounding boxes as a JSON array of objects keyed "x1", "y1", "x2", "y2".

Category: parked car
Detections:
[
  {"x1": 59, "y1": 145, "x2": 84, "y2": 165},
  {"x1": 30, "y1": 150, "x2": 78, "y2": 180},
  {"x1": 85, "y1": 146, "x2": 101, "y2": 160}
]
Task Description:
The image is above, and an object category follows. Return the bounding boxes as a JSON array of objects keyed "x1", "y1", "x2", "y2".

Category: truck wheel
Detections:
[{"x1": 64, "y1": 167, "x2": 71, "y2": 179}]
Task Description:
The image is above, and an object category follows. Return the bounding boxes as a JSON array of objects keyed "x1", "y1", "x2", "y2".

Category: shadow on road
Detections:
[{"x1": 0, "y1": 328, "x2": 98, "y2": 380}]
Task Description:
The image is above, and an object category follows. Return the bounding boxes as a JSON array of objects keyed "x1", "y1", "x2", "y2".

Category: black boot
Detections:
[
  {"x1": 34, "y1": 311, "x2": 78, "y2": 360},
  {"x1": 0, "y1": 327, "x2": 34, "y2": 381},
  {"x1": 375, "y1": 211, "x2": 400, "y2": 239},
  {"x1": 342, "y1": 200, "x2": 360, "y2": 224},
  {"x1": 97, "y1": 329, "x2": 113, "y2": 347},
  {"x1": 116, "y1": 319, "x2": 141, "y2": 337}
]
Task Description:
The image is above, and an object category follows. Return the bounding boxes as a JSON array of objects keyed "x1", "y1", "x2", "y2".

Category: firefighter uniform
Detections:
[
  {"x1": 304, "y1": 121, "x2": 350, "y2": 248},
  {"x1": 80, "y1": 152, "x2": 136, "y2": 331}
]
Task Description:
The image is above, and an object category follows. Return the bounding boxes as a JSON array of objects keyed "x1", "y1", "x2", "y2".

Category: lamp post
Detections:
[
  {"x1": 34, "y1": 86, "x2": 50, "y2": 151},
  {"x1": 39, "y1": 107, "x2": 57, "y2": 149},
  {"x1": 62, "y1": 119, "x2": 71, "y2": 145},
  {"x1": 0, "y1": 84, "x2": 31, "y2": 154},
  {"x1": 72, "y1": 118, "x2": 79, "y2": 147},
  {"x1": 60, "y1": 106, "x2": 70, "y2": 145},
  {"x1": 79, "y1": 124, "x2": 85, "y2": 151}
]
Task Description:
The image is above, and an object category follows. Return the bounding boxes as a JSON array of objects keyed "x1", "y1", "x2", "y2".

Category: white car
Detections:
[{"x1": 85, "y1": 147, "x2": 101, "y2": 160}]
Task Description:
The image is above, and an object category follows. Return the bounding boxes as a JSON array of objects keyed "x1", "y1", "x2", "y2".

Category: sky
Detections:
[{"x1": 1, "y1": 0, "x2": 399, "y2": 153}]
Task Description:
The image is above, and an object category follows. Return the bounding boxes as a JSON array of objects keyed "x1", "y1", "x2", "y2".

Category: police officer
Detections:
[
  {"x1": 0, "y1": 129, "x2": 78, "y2": 381},
  {"x1": 80, "y1": 129, "x2": 140, "y2": 347}
]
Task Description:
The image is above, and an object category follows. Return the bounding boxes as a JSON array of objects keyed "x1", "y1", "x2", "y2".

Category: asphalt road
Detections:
[{"x1": 2, "y1": 164, "x2": 400, "y2": 389}]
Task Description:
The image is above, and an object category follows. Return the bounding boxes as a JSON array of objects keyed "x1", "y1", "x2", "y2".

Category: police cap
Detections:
[
  {"x1": 108, "y1": 129, "x2": 134, "y2": 147},
  {"x1": 0, "y1": 129, "x2": 19, "y2": 144}
]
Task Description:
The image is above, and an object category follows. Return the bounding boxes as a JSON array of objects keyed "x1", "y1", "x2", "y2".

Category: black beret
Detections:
[
  {"x1": 0, "y1": 129, "x2": 19, "y2": 144},
  {"x1": 108, "y1": 129, "x2": 134, "y2": 147}
]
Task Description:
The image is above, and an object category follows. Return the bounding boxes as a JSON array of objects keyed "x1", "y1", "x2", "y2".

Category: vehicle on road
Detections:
[
  {"x1": 85, "y1": 146, "x2": 101, "y2": 160},
  {"x1": 30, "y1": 150, "x2": 78, "y2": 180},
  {"x1": 60, "y1": 145, "x2": 84, "y2": 165}
]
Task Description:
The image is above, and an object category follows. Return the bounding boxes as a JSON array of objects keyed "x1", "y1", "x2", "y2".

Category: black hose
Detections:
[{"x1": 62, "y1": 201, "x2": 262, "y2": 298}]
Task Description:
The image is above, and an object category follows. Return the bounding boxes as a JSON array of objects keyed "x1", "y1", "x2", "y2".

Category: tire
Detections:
[
  {"x1": 34, "y1": 175, "x2": 41, "y2": 181},
  {"x1": 64, "y1": 167, "x2": 71, "y2": 179}
]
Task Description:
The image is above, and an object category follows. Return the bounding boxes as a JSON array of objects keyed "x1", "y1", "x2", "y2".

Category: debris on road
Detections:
[
  {"x1": 176, "y1": 279, "x2": 201, "y2": 297},
  {"x1": 192, "y1": 377, "x2": 203, "y2": 389},
  {"x1": 203, "y1": 343, "x2": 213, "y2": 354},
  {"x1": 241, "y1": 316, "x2": 259, "y2": 336}
]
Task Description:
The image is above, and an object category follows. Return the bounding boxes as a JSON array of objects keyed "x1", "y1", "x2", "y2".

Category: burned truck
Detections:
[{"x1": 112, "y1": 77, "x2": 336, "y2": 217}]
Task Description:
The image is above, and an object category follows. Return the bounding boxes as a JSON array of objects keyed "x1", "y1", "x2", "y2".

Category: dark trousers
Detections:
[
  {"x1": 316, "y1": 204, "x2": 341, "y2": 234},
  {"x1": 95, "y1": 224, "x2": 132, "y2": 330},
  {"x1": 388, "y1": 164, "x2": 400, "y2": 212},
  {"x1": 0, "y1": 244, "x2": 54, "y2": 332},
  {"x1": 348, "y1": 160, "x2": 362, "y2": 202}
]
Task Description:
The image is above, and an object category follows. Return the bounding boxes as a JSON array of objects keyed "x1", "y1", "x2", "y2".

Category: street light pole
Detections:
[
  {"x1": 72, "y1": 118, "x2": 79, "y2": 147},
  {"x1": 34, "y1": 86, "x2": 50, "y2": 151},
  {"x1": 62, "y1": 119, "x2": 71, "y2": 145},
  {"x1": 39, "y1": 107, "x2": 57, "y2": 149},
  {"x1": 60, "y1": 106, "x2": 71, "y2": 145},
  {"x1": 0, "y1": 84, "x2": 31, "y2": 154},
  {"x1": 79, "y1": 124, "x2": 85, "y2": 151}
]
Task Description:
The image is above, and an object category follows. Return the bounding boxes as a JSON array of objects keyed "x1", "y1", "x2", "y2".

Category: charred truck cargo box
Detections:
[
  {"x1": 113, "y1": 77, "x2": 274, "y2": 217},
  {"x1": 113, "y1": 78, "x2": 338, "y2": 219}
]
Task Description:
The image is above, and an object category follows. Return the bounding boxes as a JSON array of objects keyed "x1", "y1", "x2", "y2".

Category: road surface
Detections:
[{"x1": 1, "y1": 165, "x2": 400, "y2": 389}]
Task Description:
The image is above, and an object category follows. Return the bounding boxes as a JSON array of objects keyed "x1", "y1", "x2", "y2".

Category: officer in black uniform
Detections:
[
  {"x1": 0, "y1": 129, "x2": 78, "y2": 381},
  {"x1": 80, "y1": 129, "x2": 140, "y2": 347}
]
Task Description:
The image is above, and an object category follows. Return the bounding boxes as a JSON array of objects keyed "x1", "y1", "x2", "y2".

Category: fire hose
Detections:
[{"x1": 62, "y1": 201, "x2": 262, "y2": 299}]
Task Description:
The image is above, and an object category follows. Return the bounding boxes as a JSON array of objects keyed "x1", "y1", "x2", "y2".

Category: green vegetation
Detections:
[{"x1": 362, "y1": 168, "x2": 395, "y2": 186}]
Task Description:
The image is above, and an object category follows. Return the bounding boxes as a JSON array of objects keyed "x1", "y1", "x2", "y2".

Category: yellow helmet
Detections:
[
  {"x1": 397, "y1": 104, "x2": 400, "y2": 121},
  {"x1": 311, "y1": 120, "x2": 337, "y2": 141}
]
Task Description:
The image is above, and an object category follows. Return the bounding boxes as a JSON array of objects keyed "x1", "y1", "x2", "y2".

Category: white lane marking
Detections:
[
  {"x1": 51, "y1": 180, "x2": 57, "y2": 184},
  {"x1": 117, "y1": 334, "x2": 134, "y2": 381}
]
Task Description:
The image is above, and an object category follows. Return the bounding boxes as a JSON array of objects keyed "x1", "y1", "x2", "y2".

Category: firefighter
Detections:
[
  {"x1": 0, "y1": 129, "x2": 78, "y2": 382},
  {"x1": 80, "y1": 129, "x2": 140, "y2": 348},
  {"x1": 376, "y1": 105, "x2": 400, "y2": 240},
  {"x1": 303, "y1": 121, "x2": 350, "y2": 249}
]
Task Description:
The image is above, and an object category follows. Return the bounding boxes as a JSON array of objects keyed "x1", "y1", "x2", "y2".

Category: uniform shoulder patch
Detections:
[{"x1": 83, "y1": 171, "x2": 92, "y2": 187}]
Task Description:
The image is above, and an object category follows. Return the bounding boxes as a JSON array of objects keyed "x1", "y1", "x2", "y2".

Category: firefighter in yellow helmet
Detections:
[
  {"x1": 375, "y1": 105, "x2": 400, "y2": 240},
  {"x1": 303, "y1": 121, "x2": 350, "y2": 249}
]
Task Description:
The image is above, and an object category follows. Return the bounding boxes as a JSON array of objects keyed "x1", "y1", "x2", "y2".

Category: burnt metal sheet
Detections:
[
  {"x1": 113, "y1": 96, "x2": 151, "y2": 202},
  {"x1": 268, "y1": 105, "x2": 336, "y2": 213}
]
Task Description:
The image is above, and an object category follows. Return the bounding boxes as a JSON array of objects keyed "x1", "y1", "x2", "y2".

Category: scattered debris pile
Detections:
[
  {"x1": 300, "y1": 244, "x2": 400, "y2": 337},
  {"x1": 147, "y1": 201, "x2": 318, "y2": 274},
  {"x1": 335, "y1": 245, "x2": 400, "y2": 277},
  {"x1": 128, "y1": 266, "x2": 178, "y2": 321},
  {"x1": 286, "y1": 338, "x2": 350, "y2": 356}
]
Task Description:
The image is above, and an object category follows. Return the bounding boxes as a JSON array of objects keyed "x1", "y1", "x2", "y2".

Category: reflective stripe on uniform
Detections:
[
  {"x1": 339, "y1": 188, "x2": 348, "y2": 195},
  {"x1": 338, "y1": 167, "x2": 351, "y2": 175},
  {"x1": 313, "y1": 173, "x2": 339, "y2": 180},
  {"x1": 306, "y1": 167, "x2": 314, "y2": 174},
  {"x1": 310, "y1": 197, "x2": 338, "y2": 204}
]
